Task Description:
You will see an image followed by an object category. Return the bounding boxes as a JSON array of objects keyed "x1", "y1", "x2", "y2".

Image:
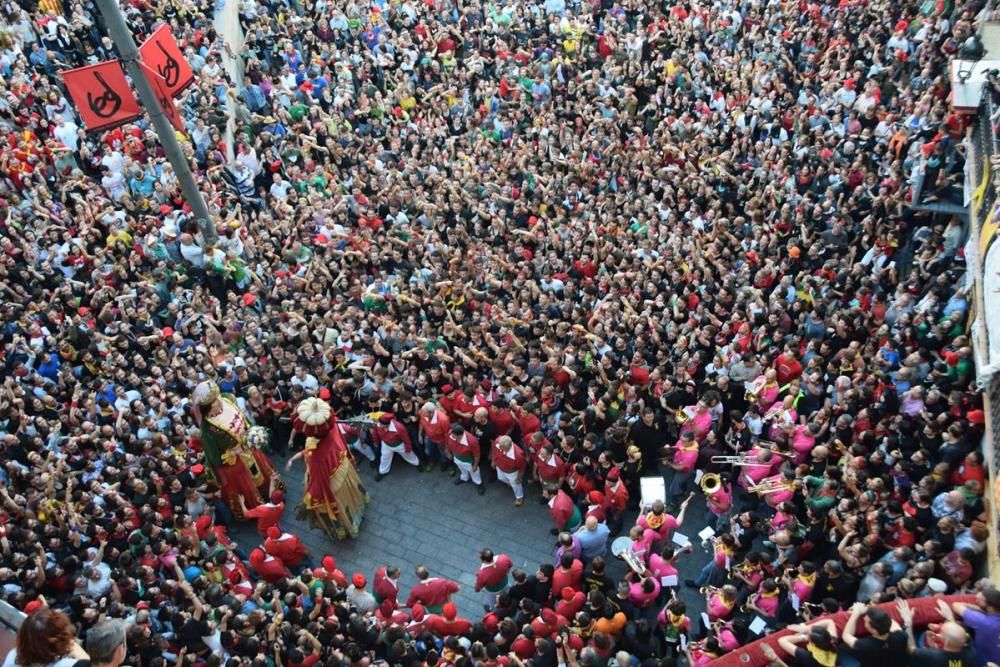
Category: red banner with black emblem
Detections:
[
  {"x1": 139, "y1": 25, "x2": 195, "y2": 97},
  {"x1": 139, "y1": 61, "x2": 185, "y2": 133},
  {"x1": 60, "y1": 60, "x2": 141, "y2": 131}
]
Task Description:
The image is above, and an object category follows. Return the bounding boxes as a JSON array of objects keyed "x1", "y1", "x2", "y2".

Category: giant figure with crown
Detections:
[{"x1": 192, "y1": 380, "x2": 282, "y2": 518}]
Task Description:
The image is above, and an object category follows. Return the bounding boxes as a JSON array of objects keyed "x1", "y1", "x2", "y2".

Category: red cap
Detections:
[
  {"x1": 441, "y1": 384, "x2": 454, "y2": 395},
  {"x1": 967, "y1": 409, "x2": 985, "y2": 425},
  {"x1": 319, "y1": 387, "x2": 331, "y2": 400},
  {"x1": 352, "y1": 573, "x2": 366, "y2": 588},
  {"x1": 242, "y1": 293, "x2": 256, "y2": 307},
  {"x1": 190, "y1": 464, "x2": 204, "y2": 476},
  {"x1": 23, "y1": 600, "x2": 43, "y2": 614},
  {"x1": 78, "y1": 306, "x2": 90, "y2": 316},
  {"x1": 541, "y1": 608, "x2": 557, "y2": 625},
  {"x1": 270, "y1": 490, "x2": 285, "y2": 504},
  {"x1": 588, "y1": 490, "x2": 605, "y2": 505},
  {"x1": 161, "y1": 326, "x2": 174, "y2": 338},
  {"x1": 379, "y1": 413, "x2": 393, "y2": 424},
  {"x1": 943, "y1": 351, "x2": 959, "y2": 367},
  {"x1": 606, "y1": 467, "x2": 620, "y2": 482},
  {"x1": 322, "y1": 555, "x2": 336, "y2": 571},
  {"x1": 481, "y1": 379, "x2": 492, "y2": 390},
  {"x1": 443, "y1": 602, "x2": 457, "y2": 620},
  {"x1": 159, "y1": 205, "x2": 172, "y2": 215},
  {"x1": 561, "y1": 587, "x2": 575, "y2": 601},
  {"x1": 266, "y1": 526, "x2": 280, "y2": 539}
]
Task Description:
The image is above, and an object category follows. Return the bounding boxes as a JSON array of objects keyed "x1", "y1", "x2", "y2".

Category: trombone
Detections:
[
  {"x1": 747, "y1": 478, "x2": 797, "y2": 495},
  {"x1": 710, "y1": 454, "x2": 770, "y2": 467}
]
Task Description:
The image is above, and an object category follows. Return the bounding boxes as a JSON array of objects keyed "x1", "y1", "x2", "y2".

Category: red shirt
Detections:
[
  {"x1": 243, "y1": 501, "x2": 284, "y2": 534},
  {"x1": 446, "y1": 430, "x2": 480, "y2": 462}
]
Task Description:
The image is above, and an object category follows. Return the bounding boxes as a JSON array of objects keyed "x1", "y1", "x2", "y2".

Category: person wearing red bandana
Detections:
[
  {"x1": 446, "y1": 423, "x2": 484, "y2": 495},
  {"x1": 372, "y1": 412, "x2": 419, "y2": 481},
  {"x1": 492, "y1": 436, "x2": 527, "y2": 506},
  {"x1": 238, "y1": 489, "x2": 286, "y2": 535},
  {"x1": 313, "y1": 555, "x2": 348, "y2": 588},
  {"x1": 424, "y1": 602, "x2": 472, "y2": 637},
  {"x1": 263, "y1": 526, "x2": 309, "y2": 568},
  {"x1": 248, "y1": 547, "x2": 291, "y2": 583}
]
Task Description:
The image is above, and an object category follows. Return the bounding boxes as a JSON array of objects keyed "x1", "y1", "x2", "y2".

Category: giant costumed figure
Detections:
[
  {"x1": 287, "y1": 397, "x2": 369, "y2": 539},
  {"x1": 191, "y1": 380, "x2": 282, "y2": 518}
]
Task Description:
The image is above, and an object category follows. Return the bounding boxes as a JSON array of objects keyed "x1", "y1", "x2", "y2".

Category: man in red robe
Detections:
[
  {"x1": 547, "y1": 488, "x2": 583, "y2": 536},
  {"x1": 419, "y1": 401, "x2": 452, "y2": 473},
  {"x1": 492, "y1": 436, "x2": 527, "y2": 506},
  {"x1": 239, "y1": 490, "x2": 285, "y2": 534},
  {"x1": 405, "y1": 565, "x2": 460, "y2": 614},
  {"x1": 424, "y1": 602, "x2": 472, "y2": 637},
  {"x1": 373, "y1": 412, "x2": 418, "y2": 481},
  {"x1": 313, "y1": 555, "x2": 348, "y2": 588},
  {"x1": 248, "y1": 547, "x2": 290, "y2": 583},
  {"x1": 374, "y1": 565, "x2": 401, "y2": 607},
  {"x1": 263, "y1": 526, "x2": 309, "y2": 568},
  {"x1": 474, "y1": 548, "x2": 512, "y2": 610},
  {"x1": 446, "y1": 424, "x2": 483, "y2": 494}
]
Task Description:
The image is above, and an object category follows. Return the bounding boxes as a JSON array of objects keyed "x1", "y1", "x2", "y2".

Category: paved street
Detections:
[{"x1": 232, "y1": 453, "x2": 714, "y2": 618}]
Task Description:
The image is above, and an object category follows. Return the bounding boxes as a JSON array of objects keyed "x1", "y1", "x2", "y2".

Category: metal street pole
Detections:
[{"x1": 92, "y1": 0, "x2": 219, "y2": 246}]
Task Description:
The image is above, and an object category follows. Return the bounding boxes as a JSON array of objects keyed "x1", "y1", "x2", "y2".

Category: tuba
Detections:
[{"x1": 700, "y1": 472, "x2": 722, "y2": 495}]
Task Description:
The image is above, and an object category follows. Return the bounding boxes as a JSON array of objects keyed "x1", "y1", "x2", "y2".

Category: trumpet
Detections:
[
  {"x1": 710, "y1": 454, "x2": 770, "y2": 467},
  {"x1": 740, "y1": 595, "x2": 758, "y2": 614},
  {"x1": 700, "y1": 586, "x2": 720, "y2": 596},
  {"x1": 675, "y1": 407, "x2": 690, "y2": 424}
]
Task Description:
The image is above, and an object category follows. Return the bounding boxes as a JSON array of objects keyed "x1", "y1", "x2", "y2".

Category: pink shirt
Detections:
[
  {"x1": 791, "y1": 426, "x2": 815, "y2": 464},
  {"x1": 637, "y1": 512, "x2": 679, "y2": 541},
  {"x1": 672, "y1": 445, "x2": 699, "y2": 472},
  {"x1": 707, "y1": 484, "x2": 731, "y2": 515},
  {"x1": 756, "y1": 593, "x2": 779, "y2": 617},
  {"x1": 708, "y1": 593, "x2": 734, "y2": 621},
  {"x1": 648, "y1": 553, "x2": 677, "y2": 581},
  {"x1": 628, "y1": 578, "x2": 661, "y2": 608}
]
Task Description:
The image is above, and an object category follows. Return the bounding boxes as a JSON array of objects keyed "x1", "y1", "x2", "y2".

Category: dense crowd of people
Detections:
[{"x1": 0, "y1": 0, "x2": 997, "y2": 664}]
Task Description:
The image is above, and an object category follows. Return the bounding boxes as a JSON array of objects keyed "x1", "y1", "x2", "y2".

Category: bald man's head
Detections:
[
  {"x1": 939, "y1": 621, "x2": 968, "y2": 650},
  {"x1": 584, "y1": 515, "x2": 599, "y2": 531}
]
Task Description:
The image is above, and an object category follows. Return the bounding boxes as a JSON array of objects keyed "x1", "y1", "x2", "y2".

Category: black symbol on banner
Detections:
[
  {"x1": 86, "y1": 72, "x2": 122, "y2": 119},
  {"x1": 155, "y1": 41, "x2": 180, "y2": 88},
  {"x1": 158, "y1": 90, "x2": 174, "y2": 120}
]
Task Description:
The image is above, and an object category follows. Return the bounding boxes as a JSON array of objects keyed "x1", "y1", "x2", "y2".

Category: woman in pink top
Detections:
[
  {"x1": 717, "y1": 619, "x2": 750, "y2": 652},
  {"x1": 706, "y1": 584, "x2": 738, "y2": 622}
]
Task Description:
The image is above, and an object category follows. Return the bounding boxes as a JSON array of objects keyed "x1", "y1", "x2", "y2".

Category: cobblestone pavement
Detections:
[{"x1": 232, "y1": 454, "x2": 713, "y2": 618}]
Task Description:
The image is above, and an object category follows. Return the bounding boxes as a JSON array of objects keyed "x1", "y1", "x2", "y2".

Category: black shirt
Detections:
[{"x1": 848, "y1": 631, "x2": 909, "y2": 667}]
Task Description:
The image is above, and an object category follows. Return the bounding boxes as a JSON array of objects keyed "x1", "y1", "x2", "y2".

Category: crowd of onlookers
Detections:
[{"x1": 0, "y1": 0, "x2": 998, "y2": 664}]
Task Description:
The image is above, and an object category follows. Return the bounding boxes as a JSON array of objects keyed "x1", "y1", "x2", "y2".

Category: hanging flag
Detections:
[
  {"x1": 138, "y1": 25, "x2": 195, "y2": 97},
  {"x1": 139, "y1": 24, "x2": 194, "y2": 97},
  {"x1": 61, "y1": 60, "x2": 141, "y2": 131},
  {"x1": 139, "y1": 62, "x2": 184, "y2": 133}
]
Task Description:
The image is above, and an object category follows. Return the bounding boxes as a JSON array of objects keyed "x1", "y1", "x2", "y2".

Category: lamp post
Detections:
[{"x1": 92, "y1": 0, "x2": 219, "y2": 246}]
